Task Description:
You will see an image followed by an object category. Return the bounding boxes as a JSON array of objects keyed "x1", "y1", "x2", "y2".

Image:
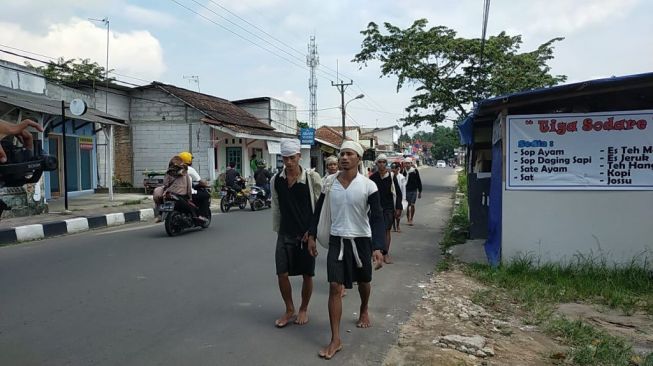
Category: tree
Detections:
[
  {"x1": 353, "y1": 19, "x2": 566, "y2": 127},
  {"x1": 25, "y1": 57, "x2": 113, "y2": 84},
  {"x1": 296, "y1": 121, "x2": 309, "y2": 129},
  {"x1": 430, "y1": 125, "x2": 459, "y2": 160}
]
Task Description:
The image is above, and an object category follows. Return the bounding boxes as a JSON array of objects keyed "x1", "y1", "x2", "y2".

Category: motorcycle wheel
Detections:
[
  {"x1": 238, "y1": 199, "x2": 247, "y2": 210},
  {"x1": 220, "y1": 196, "x2": 231, "y2": 213},
  {"x1": 250, "y1": 200, "x2": 257, "y2": 211},
  {"x1": 201, "y1": 210, "x2": 212, "y2": 229},
  {"x1": 164, "y1": 211, "x2": 183, "y2": 237}
]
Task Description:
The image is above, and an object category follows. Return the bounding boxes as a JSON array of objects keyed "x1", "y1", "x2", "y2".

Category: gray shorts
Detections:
[
  {"x1": 327, "y1": 236, "x2": 372, "y2": 289},
  {"x1": 406, "y1": 190, "x2": 418, "y2": 204},
  {"x1": 275, "y1": 234, "x2": 315, "y2": 277}
]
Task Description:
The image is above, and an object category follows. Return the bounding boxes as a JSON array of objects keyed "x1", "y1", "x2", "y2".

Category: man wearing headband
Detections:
[
  {"x1": 271, "y1": 138, "x2": 322, "y2": 328},
  {"x1": 390, "y1": 162, "x2": 407, "y2": 232},
  {"x1": 369, "y1": 154, "x2": 402, "y2": 264},
  {"x1": 402, "y1": 157, "x2": 422, "y2": 226},
  {"x1": 307, "y1": 140, "x2": 385, "y2": 360}
]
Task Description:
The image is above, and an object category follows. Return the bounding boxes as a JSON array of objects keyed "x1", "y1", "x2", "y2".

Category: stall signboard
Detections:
[
  {"x1": 300, "y1": 128, "x2": 315, "y2": 145},
  {"x1": 506, "y1": 110, "x2": 653, "y2": 190},
  {"x1": 79, "y1": 137, "x2": 94, "y2": 151}
]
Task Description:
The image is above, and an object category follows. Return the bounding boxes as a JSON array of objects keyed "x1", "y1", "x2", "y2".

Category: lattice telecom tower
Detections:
[{"x1": 306, "y1": 36, "x2": 319, "y2": 128}]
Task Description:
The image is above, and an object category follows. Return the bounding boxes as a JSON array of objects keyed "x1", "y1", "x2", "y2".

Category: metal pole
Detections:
[
  {"x1": 341, "y1": 87, "x2": 346, "y2": 138},
  {"x1": 61, "y1": 101, "x2": 68, "y2": 211},
  {"x1": 105, "y1": 19, "x2": 109, "y2": 114}
]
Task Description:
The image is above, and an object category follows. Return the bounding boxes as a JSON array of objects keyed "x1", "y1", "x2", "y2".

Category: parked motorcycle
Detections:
[
  {"x1": 160, "y1": 190, "x2": 211, "y2": 236},
  {"x1": 219, "y1": 177, "x2": 247, "y2": 212},
  {"x1": 248, "y1": 185, "x2": 271, "y2": 211}
]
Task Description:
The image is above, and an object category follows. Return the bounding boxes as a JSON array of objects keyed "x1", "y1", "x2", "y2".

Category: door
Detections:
[
  {"x1": 226, "y1": 147, "x2": 242, "y2": 173},
  {"x1": 48, "y1": 136, "x2": 63, "y2": 197}
]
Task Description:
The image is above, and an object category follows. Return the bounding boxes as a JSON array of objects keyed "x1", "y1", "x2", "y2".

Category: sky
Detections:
[{"x1": 0, "y1": 0, "x2": 651, "y2": 135}]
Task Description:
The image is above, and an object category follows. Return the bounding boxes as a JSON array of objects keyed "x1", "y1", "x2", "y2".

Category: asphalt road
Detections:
[{"x1": 0, "y1": 167, "x2": 457, "y2": 366}]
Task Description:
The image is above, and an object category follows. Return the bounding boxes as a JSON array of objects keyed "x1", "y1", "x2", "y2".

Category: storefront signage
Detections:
[
  {"x1": 79, "y1": 137, "x2": 94, "y2": 151},
  {"x1": 507, "y1": 110, "x2": 653, "y2": 190},
  {"x1": 300, "y1": 128, "x2": 315, "y2": 145}
]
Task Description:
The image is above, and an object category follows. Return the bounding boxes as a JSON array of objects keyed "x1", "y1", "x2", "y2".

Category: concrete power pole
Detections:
[
  {"x1": 306, "y1": 36, "x2": 319, "y2": 129},
  {"x1": 332, "y1": 79, "x2": 353, "y2": 138}
]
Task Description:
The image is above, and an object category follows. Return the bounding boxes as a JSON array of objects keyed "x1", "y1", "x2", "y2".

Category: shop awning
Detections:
[{"x1": 0, "y1": 88, "x2": 126, "y2": 126}]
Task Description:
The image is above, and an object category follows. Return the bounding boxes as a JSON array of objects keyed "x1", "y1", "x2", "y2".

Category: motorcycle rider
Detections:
[
  {"x1": 225, "y1": 161, "x2": 243, "y2": 191},
  {"x1": 179, "y1": 151, "x2": 210, "y2": 222},
  {"x1": 254, "y1": 159, "x2": 272, "y2": 200}
]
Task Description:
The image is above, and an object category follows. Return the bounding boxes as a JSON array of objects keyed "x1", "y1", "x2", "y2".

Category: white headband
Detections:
[
  {"x1": 340, "y1": 140, "x2": 363, "y2": 157},
  {"x1": 280, "y1": 138, "x2": 301, "y2": 157}
]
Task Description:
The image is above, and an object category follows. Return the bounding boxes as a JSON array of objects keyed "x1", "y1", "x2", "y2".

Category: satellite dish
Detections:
[{"x1": 70, "y1": 99, "x2": 87, "y2": 116}]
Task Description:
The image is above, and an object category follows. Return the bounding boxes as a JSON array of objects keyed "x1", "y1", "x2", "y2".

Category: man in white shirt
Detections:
[{"x1": 307, "y1": 141, "x2": 385, "y2": 360}]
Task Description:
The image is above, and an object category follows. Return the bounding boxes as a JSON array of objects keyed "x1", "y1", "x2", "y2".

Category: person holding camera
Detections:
[{"x1": 0, "y1": 118, "x2": 43, "y2": 163}]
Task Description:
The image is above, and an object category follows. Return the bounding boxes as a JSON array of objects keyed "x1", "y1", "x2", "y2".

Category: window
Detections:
[{"x1": 226, "y1": 147, "x2": 242, "y2": 173}]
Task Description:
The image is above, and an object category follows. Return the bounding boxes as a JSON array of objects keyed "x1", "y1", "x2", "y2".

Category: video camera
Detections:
[{"x1": 0, "y1": 137, "x2": 58, "y2": 188}]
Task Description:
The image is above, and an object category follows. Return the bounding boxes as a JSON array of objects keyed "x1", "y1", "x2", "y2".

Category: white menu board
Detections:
[{"x1": 506, "y1": 110, "x2": 653, "y2": 190}]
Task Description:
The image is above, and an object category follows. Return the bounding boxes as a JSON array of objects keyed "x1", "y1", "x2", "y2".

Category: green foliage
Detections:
[
  {"x1": 546, "y1": 317, "x2": 633, "y2": 365},
  {"x1": 465, "y1": 256, "x2": 653, "y2": 316},
  {"x1": 353, "y1": 19, "x2": 566, "y2": 126},
  {"x1": 440, "y1": 172, "x2": 469, "y2": 252},
  {"x1": 297, "y1": 121, "x2": 309, "y2": 129},
  {"x1": 25, "y1": 57, "x2": 113, "y2": 83}
]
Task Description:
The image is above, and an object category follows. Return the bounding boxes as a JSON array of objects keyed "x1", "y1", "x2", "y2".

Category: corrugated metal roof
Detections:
[{"x1": 0, "y1": 88, "x2": 126, "y2": 125}]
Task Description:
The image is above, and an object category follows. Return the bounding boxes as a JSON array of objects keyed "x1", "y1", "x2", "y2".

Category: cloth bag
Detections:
[{"x1": 316, "y1": 173, "x2": 338, "y2": 249}]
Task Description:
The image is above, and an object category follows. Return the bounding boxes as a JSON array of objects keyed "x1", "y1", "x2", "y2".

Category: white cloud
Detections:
[
  {"x1": 123, "y1": 5, "x2": 177, "y2": 27},
  {"x1": 0, "y1": 18, "x2": 166, "y2": 81},
  {"x1": 274, "y1": 90, "x2": 305, "y2": 109},
  {"x1": 204, "y1": 0, "x2": 283, "y2": 12},
  {"x1": 524, "y1": 0, "x2": 639, "y2": 34}
]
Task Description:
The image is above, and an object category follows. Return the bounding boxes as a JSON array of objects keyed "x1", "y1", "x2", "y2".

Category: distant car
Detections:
[{"x1": 436, "y1": 160, "x2": 446, "y2": 168}]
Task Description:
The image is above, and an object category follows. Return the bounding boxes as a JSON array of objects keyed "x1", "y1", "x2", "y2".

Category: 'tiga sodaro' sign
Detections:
[{"x1": 506, "y1": 110, "x2": 653, "y2": 190}]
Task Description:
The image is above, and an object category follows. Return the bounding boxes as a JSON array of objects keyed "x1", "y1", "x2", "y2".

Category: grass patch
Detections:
[
  {"x1": 121, "y1": 199, "x2": 144, "y2": 206},
  {"x1": 439, "y1": 171, "x2": 470, "y2": 252},
  {"x1": 464, "y1": 255, "x2": 653, "y2": 316},
  {"x1": 546, "y1": 316, "x2": 633, "y2": 365}
]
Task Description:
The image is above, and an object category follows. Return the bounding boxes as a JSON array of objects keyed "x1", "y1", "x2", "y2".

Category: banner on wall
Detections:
[
  {"x1": 507, "y1": 110, "x2": 653, "y2": 190},
  {"x1": 79, "y1": 137, "x2": 93, "y2": 151}
]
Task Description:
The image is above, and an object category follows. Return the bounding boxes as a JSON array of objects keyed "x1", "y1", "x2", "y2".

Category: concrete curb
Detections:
[{"x1": 0, "y1": 208, "x2": 157, "y2": 246}]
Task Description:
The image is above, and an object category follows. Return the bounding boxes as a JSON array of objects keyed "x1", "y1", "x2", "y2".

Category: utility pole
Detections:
[
  {"x1": 306, "y1": 36, "x2": 319, "y2": 129},
  {"x1": 332, "y1": 79, "x2": 353, "y2": 138}
]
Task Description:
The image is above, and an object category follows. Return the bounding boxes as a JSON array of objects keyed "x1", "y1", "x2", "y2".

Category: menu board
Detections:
[{"x1": 506, "y1": 110, "x2": 653, "y2": 190}]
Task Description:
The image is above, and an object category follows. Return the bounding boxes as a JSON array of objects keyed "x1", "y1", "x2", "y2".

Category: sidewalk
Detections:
[{"x1": 0, "y1": 193, "x2": 221, "y2": 245}]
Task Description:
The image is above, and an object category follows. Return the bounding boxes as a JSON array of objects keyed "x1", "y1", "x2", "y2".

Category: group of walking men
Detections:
[{"x1": 270, "y1": 138, "x2": 422, "y2": 360}]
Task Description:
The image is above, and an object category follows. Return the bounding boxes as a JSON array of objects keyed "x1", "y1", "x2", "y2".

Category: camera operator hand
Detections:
[{"x1": 0, "y1": 119, "x2": 43, "y2": 163}]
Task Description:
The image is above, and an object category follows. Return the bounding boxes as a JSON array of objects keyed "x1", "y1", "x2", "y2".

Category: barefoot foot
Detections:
[
  {"x1": 275, "y1": 311, "x2": 296, "y2": 328},
  {"x1": 318, "y1": 340, "x2": 342, "y2": 360},
  {"x1": 294, "y1": 309, "x2": 309, "y2": 325},
  {"x1": 356, "y1": 311, "x2": 371, "y2": 328}
]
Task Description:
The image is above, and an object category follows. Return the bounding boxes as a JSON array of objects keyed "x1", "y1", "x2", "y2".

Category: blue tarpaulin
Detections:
[
  {"x1": 457, "y1": 115, "x2": 474, "y2": 145},
  {"x1": 484, "y1": 140, "x2": 503, "y2": 267}
]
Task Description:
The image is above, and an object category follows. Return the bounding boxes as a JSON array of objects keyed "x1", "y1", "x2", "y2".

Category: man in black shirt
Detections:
[
  {"x1": 402, "y1": 157, "x2": 422, "y2": 226},
  {"x1": 271, "y1": 139, "x2": 322, "y2": 328},
  {"x1": 224, "y1": 161, "x2": 242, "y2": 191},
  {"x1": 254, "y1": 160, "x2": 272, "y2": 199},
  {"x1": 369, "y1": 154, "x2": 402, "y2": 264}
]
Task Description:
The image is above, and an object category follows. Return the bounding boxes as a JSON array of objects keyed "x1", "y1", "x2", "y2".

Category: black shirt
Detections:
[
  {"x1": 369, "y1": 171, "x2": 402, "y2": 210},
  {"x1": 404, "y1": 169, "x2": 422, "y2": 193},
  {"x1": 254, "y1": 167, "x2": 272, "y2": 187},
  {"x1": 274, "y1": 174, "x2": 312, "y2": 237},
  {"x1": 225, "y1": 168, "x2": 240, "y2": 186}
]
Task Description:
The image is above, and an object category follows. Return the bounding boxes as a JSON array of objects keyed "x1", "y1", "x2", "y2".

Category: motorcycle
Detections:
[
  {"x1": 248, "y1": 185, "x2": 271, "y2": 211},
  {"x1": 160, "y1": 189, "x2": 211, "y2": 236},
  {"x1": 219, "y1": 177, "x2": 247, "y2": 212}
]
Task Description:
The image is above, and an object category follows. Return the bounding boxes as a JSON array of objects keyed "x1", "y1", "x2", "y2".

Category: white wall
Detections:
[
  {"x1": 0, "y1": 60, "x2": 46, "y2": 94},
  {"x1": 270, "y1": 99, "x2": 297, "y2": 135},
  {"x1": 502, "y1": 190, "x2": 653, "y2": 265}
]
